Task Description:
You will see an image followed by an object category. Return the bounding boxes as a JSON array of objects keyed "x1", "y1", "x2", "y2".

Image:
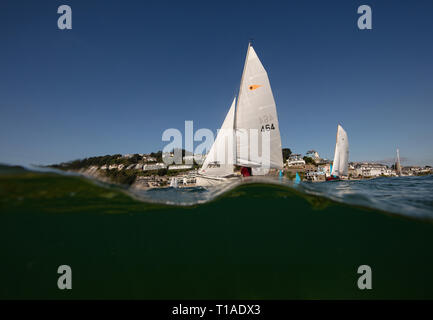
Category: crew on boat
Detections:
[{"x1": 240, "y1": 167, "x2": 252, "y2": 177}]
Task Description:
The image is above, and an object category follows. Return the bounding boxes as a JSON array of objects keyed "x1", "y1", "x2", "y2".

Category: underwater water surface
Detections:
[{"x1": 0, "y1": 165, "x2": 432, "y2": 299}]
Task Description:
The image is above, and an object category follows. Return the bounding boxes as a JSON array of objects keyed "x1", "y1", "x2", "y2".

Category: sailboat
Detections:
[
  {"x1": 170, "y1": 177, "x2": 179, "y2": 188},
  {"x1": 395, "y1": 148, "x2": 402, "y2": 176},
  {"x1": 326, "y1": 124, "x2": 349, "y2": 181},
  {"x1": 196, "y1": 43, "x2": 283, "y2": 187}
]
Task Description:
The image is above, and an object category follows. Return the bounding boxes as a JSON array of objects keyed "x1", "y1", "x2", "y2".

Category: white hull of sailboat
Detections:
[{"x1": 195, "y1": 174, "x2": 240, "y2": 187}]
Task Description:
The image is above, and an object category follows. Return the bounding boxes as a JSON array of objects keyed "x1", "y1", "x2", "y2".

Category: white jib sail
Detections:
[
  {"x1": 331, "y1": 124, "x2": 349, "y2": 176},
  {"x1": 199, "y1": 97, "x2": 236, "y2": 177},
  {"x1": 235, "y1": 44, "x2": 283, "y2": 172}
]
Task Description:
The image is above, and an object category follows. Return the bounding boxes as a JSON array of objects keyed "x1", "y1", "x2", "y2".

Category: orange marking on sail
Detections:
[{"x1": 248, "y1": 84, "x2": 262, "y2": 90}]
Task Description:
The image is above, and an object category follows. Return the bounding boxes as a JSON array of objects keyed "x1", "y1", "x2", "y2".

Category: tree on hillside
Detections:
[
  {"x1": 150, "y1": 151, "x2": 163, "y2": 162},
  {"x1": 157, "y1": 168, "x2": 168, "y2": 176},
  {"x1": 282, "y1": 148, "x2": 292, "y2": 162},
  {"x1": 303, "y1": 156, "x2": 315, "y2": 165}
]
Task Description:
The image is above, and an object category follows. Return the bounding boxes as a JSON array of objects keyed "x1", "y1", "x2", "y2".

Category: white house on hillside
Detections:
[{"x1": 286, "y1": 154, "x2": 305, "y2": 167}]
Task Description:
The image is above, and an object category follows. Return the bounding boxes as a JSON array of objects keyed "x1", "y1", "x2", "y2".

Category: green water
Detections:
[{"x1": 1, "y1": 166, "x2": 433, "y2": 299}]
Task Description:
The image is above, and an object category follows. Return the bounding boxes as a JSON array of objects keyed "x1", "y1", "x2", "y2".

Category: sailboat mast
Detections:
[
  {"x1": 233, "y1": 41, "x2": 252, "y2": 165},
  {"x1": 333, "y1": 125, "x2": 339, "y2": 175},
  {"x1": 235, "y1": 41, "x2": 251, "y2": 128}
]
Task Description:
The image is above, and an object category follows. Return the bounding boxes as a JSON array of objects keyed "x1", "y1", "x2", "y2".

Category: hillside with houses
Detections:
[
  {"x1": 50, "y1": 151, "x2": 204, "y2": 188},
  {"x1": 50, "y1": 148, "x2": 432, "y2": 188},
  {"x1": 285, "y1": 150, "x2": 432, "y2": 182}
]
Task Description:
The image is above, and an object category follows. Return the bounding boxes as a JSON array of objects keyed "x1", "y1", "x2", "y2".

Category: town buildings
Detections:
[{"x1": 286, "y1": 154, "x2": 305, "y2": 167}]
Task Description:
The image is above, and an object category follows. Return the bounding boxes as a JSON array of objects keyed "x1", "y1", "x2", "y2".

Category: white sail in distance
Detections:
[
  {"x1": 331, "y1": 124, "x2": 349, "y2": 177},
  {"x1": 396, "y1": 148, "x2": 402, "y2": 176},
  {"x1": 235, "y1": 44, "x2": 283, "y2": 172},
  {"x1": 199, "y1": 97, "x2": 236, "y2": 177}
]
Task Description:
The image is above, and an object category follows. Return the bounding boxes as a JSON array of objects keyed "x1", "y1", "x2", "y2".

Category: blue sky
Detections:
[{"x1": 1, "y1": 0, "x2": 432, "y2": 166}]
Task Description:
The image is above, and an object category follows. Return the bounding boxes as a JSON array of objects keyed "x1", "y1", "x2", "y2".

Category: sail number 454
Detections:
[{"x1": 261, "y1": 123, "x2": 275, "y2": 132}]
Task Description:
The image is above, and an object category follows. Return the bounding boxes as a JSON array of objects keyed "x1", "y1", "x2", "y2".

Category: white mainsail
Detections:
[
  {"x1": 235, "y1": 44, "x2": 283, "y2": 172},
  {"x1": 199, "y1": 97, "x2": 236, "y2": 177},
  {"x1": 331, "y1": 124, "x2": 349, "y2": 177}
]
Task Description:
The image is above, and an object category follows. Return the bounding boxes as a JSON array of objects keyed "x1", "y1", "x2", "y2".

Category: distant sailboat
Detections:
[
  {"x1": 170, "y1": 177, "x2": 178, "y2": 188},
  {"x1": 196, "y1": 43, "x2": 283, "y2": 187},
  {"x1": 295, "y1": 172, "x2": 301, "y2": 183},
  {"x1": 326, "y1": 124, "x2": 349, "y2": 181},
  {"x1": 395, "y1": 148, "x2": 402, "y2": 176}
]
